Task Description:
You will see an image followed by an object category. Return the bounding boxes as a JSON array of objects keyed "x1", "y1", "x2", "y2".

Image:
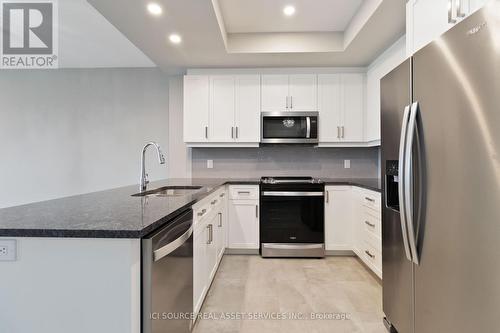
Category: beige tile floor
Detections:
[{"x1": 193, "y1": 255, "x2": 386, "y2": 333}]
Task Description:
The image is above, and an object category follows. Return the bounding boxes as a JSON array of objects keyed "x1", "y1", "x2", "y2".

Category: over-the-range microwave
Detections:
[{"x1": 261, "y1": 112, "x2": 318, "y2": 144}]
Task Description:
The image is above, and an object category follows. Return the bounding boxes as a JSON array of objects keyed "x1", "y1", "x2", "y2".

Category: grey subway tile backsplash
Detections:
[{"x1": 192, "y1": 146, "x2": 379, "y2": 179}]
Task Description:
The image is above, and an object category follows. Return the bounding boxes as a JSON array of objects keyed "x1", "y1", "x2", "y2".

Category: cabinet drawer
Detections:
[
  {"x1": 194, "y1": 202, "x2": 211, "y2": 222},
  {"x1": 364, "y1": 228, "x2": 381, "y2": 252},
  {"x1": 361, "y1": 190, "x2": 381, "y2": 212},
  {"x1": 361, "y1": 241, "x2": 382, "y2": 273},
  {"x1": 229, "y1": 185, "x2": 259, "y2": 200},
  {"x1": 207, "y1": 193, "x2": 223, "y2": 209},
  {"x1": 362, "y1": 209, "x2": 381, "y2": 240}
]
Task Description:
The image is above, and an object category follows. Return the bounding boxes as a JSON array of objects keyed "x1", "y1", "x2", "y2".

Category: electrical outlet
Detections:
[
  {"x1": 0, "y1": 239, "x2": 17, "y2": 261},
  {"x1": 207, "y1": 160, "x2": 213, "y2": 169},
  {"x1": 344, "y1": 160, "x2": 351, "y2": 169}
]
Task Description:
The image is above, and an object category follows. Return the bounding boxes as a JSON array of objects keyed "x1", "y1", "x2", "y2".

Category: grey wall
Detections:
[
  {"x1": 192, "y1": 146, "x2": 379, "y2": 179},
  {"x1": 167, "y1": 76, "x2": 192, "y2": 179},
  {"x1": 0, "y1": 68, "x2": 169, "y2": 208}
]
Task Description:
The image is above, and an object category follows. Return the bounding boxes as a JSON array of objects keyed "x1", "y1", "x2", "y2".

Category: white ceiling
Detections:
[
  {"x1": 219, "y1": 0, "x2": 364, "y2": 33},
  {"x1": 49, "y1": 0, "x2": 154, "y2": 68},
  {"x1": 87, "y1": 0, "x2": 405, "y2": 74}
]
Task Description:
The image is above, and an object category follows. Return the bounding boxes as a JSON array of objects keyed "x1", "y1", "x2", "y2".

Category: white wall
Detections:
[
  {"x1": 365, "y1": 36, "x2": 407, "y2": 141},
  {"x1": 0, "y1": 237, "x2": 140, "y2": 333},
  {"x1": 168, "y1": 76, "x2": 192, "y2": 179},
  {"x1": 0, "y1": 68, "x2": 169, "y2": 208}
]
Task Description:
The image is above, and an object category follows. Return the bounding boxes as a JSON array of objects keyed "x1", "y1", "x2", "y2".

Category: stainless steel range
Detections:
[{"x1": 259, "y1": 177, "x2": 325, "y2": 258}]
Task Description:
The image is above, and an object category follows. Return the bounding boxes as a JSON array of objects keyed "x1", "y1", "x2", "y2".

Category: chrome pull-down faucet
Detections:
[{"x1": 140, "y1": 142, "x2": 166, "y2": 192}]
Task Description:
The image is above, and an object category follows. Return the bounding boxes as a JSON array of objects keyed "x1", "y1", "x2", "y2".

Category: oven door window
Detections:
[
  {"x1": 260, "y1": 195, "x2": 324, "y2": 243},
  {"x1": 262, "y1": 116, "x2": 308, "y2": 139}
]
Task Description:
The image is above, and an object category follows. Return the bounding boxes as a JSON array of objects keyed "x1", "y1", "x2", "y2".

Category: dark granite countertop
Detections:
[
  {"x1": 0, "y1": 178, "x2": 379, "y2": 239},
  {"x1": 322, "y1": 178, "x2": 381, "y2": 192}
]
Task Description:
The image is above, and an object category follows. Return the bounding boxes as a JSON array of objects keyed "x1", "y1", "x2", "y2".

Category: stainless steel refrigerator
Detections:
[{"x1": 381, "y1": 2, "x2": 500, "y2": 333}]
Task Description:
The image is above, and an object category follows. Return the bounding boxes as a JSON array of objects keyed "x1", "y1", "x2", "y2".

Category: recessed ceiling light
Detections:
[
  {"x1": 283, "y1": 5, "x2": 296, "y2": 16},
  {"x1": 169, "y1": 34, "x2": 182, "y2": 44},
  {"x1": 147, "y1": 3, "x2": 162, "y2": 16}
]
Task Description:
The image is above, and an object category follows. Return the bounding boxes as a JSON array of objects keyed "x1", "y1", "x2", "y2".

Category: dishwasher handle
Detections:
[{"x1": 153, "y1": 225, "x2": 193, "y2": 262}]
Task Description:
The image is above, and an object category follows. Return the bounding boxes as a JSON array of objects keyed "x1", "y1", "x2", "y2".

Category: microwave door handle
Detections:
[{"x1": 306, "y1": 117, "x2": 311, "y2": 139}]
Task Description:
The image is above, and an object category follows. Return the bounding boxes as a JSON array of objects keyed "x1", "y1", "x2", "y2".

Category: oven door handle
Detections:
[{"x1": 262, "y1": 191, "x2": 324, "y2": 197}]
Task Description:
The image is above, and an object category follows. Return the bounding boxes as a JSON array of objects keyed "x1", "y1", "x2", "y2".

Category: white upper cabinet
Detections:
[
  {"x1": 318, "y1": 74, "x2": 342, "y2": 142},
  {"x1": 288, "y1": 74, "x2": 318, "y2": 111},
  {"x1": 406, "y1": 0, "x2": 488, "y2": 55},
  {"x1": 470, "y1": 0, "x2": 488, "y2": 12},
  {"x1": 184, "y1": 75, "x2": 209, "y2": 142},
  {"x1": 184, "y1": 71, "x2": 371, "y2": 146},
  {"x1": 210, "y1": 76, "x2": 235, "y2": 142},
  {"x1": 261, "y1": 74, "x2": 317, "y2": 112},
  {"x1": 261, "y1": 75, "x2": 289, "y2": 112},
  {"x1": 341, "y1": 73, "x2": 364, "y2": 142},
  {"x1": 184, "y1": 75, "x2": 261, "y2": 145},
  {"x1": 318, "y1": 73, "x2": 364, "y2": 144},
  {"x1": 235, "y1": 75, "x2": 261, "y2": 142}
]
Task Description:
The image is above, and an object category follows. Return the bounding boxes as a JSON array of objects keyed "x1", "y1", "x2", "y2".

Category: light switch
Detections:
[
  {"x1": 344, "y1": 160, "x2": 351, "y2": 169},
  {"x1": 207, "y1": 160, "x2": 213, "y2": 169}
]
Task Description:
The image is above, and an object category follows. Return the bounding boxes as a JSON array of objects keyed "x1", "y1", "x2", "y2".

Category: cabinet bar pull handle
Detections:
[
  {"x1": 197, "y1": 208, "x2": 207, "y2": 217},
  {"x1": 206, "y1": 225, "x2": 211, "y2": 244},
  {"x1": 365, "y1": 250, "x2": 375, "y2": 259},
  {"x1": 231, "y1": 127, "x2": 234, "y2": 138},
  {"x1": 290, "y1": 96, "x2": 293, "y2": 109},
  {"x1": 456, "y1": 0, "x2": 465, "y2": 18},
  {"x1": 448, "y1": 0, "x2": 457, "y2": 23},
  {"x1": 205, "y1": 126, "x2": 208, "y2": 139},
  {"x1": 219, "y1": 193, "x2": 225, "y2": 198},
  {"x1": 238, "y1": 191, "x2": 251, "y2": 194},
  {"x1": 255, "y1": 205, "x2": 259, "y2": 218},
  {"x1": 210, "y1": 224, "x2": 213, "y2": 244},
  {"x1": 337, "y1": 126, "x2": 340, "y2": 139},
  {"x1": 342, "y1": 126, "x2": 345, "y2": 138},
  {"x1": 365, "y1": 197, "x2": 375, "y2": 202},
  {"x1": 218, "y1": 212, "x2": 222, "y2": 227},
  {"x1": 286, "y1": 96, "x2": 289, "y2": 109},
  {"x1": 365, "y1": 221, "x2": 375, "y2": 228},
  {"x1": 236, "y1": 126, "x2": 239, "y2": 139},
  {"x1": 211, "y1": 199, "x2": 217, "y2": 205},
  {"x1": 326, "y1": 190, "x2": 329, "y2": 203}
]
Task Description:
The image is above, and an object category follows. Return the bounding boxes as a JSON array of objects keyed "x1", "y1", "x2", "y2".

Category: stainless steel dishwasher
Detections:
[{"x1": 142, "y1": 209, "x2": 193, "y2": 333}]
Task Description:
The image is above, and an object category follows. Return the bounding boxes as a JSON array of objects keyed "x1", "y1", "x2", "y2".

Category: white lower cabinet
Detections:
[
  {"x1": 193, "y1": 216, "x2": 208, "y2": 316},
  {"x1": 193, "y1": 185, "x2": 261, "y2": 321},
  {"x1": 227, "y1": 185, "x2": 260, "y2": 249},
  {"x1": 324, "y1": 186, "x2": 353, "y2": 251},
  {"x1": 192, "y1": 187, "x2": 227, "y2": 318},
  {"x1": 354, "y1": 187, "x2": 382, "y2": 278},
  {"x1": 326, "y1": 185, "x2": 382, "y2": 278},
  {"x1": 215, "y1": 191, "x2": 227, "y2": 260},
  {"x1": 206, "y1": 212, "x2": 219, "y2": 282}
]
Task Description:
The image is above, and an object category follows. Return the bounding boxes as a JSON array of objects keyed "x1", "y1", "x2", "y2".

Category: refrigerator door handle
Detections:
[
  {"x1": 405, "y1": 101, "x2": 420, "y2": 265},
  {"x1": 398, "y1": 105, "x2": 413, "y2": 262}
]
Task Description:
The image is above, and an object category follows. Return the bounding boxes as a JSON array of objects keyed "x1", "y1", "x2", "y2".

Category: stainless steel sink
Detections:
[{"x1": 132, "y1": 186, "x2": 203, "y2": 197}]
